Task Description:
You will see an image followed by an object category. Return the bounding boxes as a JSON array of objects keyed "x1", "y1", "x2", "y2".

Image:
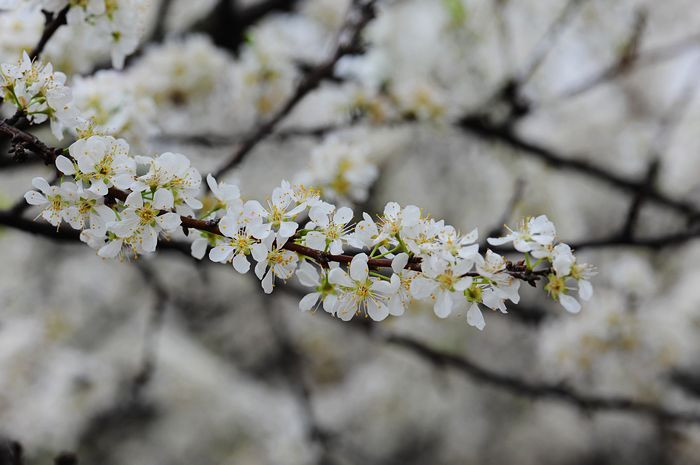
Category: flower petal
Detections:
[
  {"x1": 299, "y1": 292, "x2": 320, "y2": 311},
  {"x1": 349, "y1": 253, "x2": 369, "y2": 281},
  {"x1": 467, "y1": 303, "x2": 485, "y2": 330},
  {"x1": 233, "y1": 253, "x2": 250, "y2": 274}
]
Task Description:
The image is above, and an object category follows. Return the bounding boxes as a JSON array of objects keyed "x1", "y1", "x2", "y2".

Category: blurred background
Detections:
[{"x1": 2, "y1": 0, "x2": 700, "y2": 464}]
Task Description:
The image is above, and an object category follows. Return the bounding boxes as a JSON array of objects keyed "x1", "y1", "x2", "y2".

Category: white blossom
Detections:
[
  {"x1": 328, "y1": 253, "x2": 394, "y2": 321},
  {"x1": 250, "y1": 234, "x2": 299, "y2": 294},
  {"x1": 59, "y1": 135, "x2": 136, "y2": 195}
]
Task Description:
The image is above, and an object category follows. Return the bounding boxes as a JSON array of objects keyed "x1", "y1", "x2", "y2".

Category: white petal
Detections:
[
  {"x1": 389, "y1": 295, "x2": 405, "y2": 316},
  {"x1": 249, "y1": 222, "x2": 272, "y2": 240},
  {"x1": 141, "y1": 226, "x2": 158, "y2": 252},
  {"x1": 110, "y1": 217, "x2": 139, "y2": 238},
  {"x1": 153, "y1": 188, "x2": 174, "y2": 210},
  {"x1": 88, "y1": 179, "x2": 108, "y2": 196},
  {"x1": 261, "y1": 270, "x2": 274, "y2": 294},
  {"x1": 328, "y1": 268, "x2": 353, "y2": 287},
  {"x1": 323, "y1": 294, "x2": 337, "y2": 314},
  {"x1": 125, "y1": 191, "x2": 143, "y2": 208},
  {"x1": 383, "y1": 202, "x2": 400, "y2": 218},
  {"x1": 55, "y1": 155, "x2": 75, "y2": 175},
  {"x1": 255, "y1": 260, "x2": 267, "y2": 279},
  {"x1": 454, "y1": 277, "x2": 473, "y2": 292},
  {"x1": 410, "y1": 277, "x2": 438, "y2": 299},
  {"x1": 349, "y1": 253, "x2": 369, "y2": 281},
  {"x1": 559, "y1": 294, "x2": 581, "y2": 314},
  {"x1": 578, "y1": 280, "x2": 593, "y2": 301},
  {"x1": 333, "y1": 206, "x2": 353, "y2": 225},
  {"x1": 305, "y1": 232, "x2": 326, "y2": 251},
  {"x1": 467, "y1": 303, "x2": 485, "y2": 330},
  {"x1": 98, "y1": 239, "x2": 122, "y2": 258},
  {"x1": 278, "y1": 221, "x2": 298, "y2": 238},
  {"x1": 24, "y1": 191, "x2": 47, "y2": 206},
  {"x1": 31, "y1": 177, "x2": 51, "y2": 193},
  {"x1": 233, "y1": 253, "x2": 250, "y2": 274},
  {"x1": 434, "y1": 290, "x2": 453, "y2": 318},
  {"x1": 553, "y1": 255, "x2": 573, "y2": 277},
  {"x1": 191, "y1": 238, "x2": 208, "y2": 260},
  {"x1": 367, "y1": 300, "x2": 389, "y2": 321},
  {"x1": 251, "y1": 243, "x2": 269, "y2": 262},
  {"x1": 486, "y1": 236, "x2": 512, "y2": 246},
  {"x1": 156, "y1": 213, "x2": 181, "y2": 232},
  {"x1": 391, "y1": 253, "x2": 409, "y2": 273},
  {"x1": 206, "y1": 173, "x2": 218, "y2": 195},
  {"x1": 299, "y1": 292, "x2": 320, "y2": 311},
  {"x1": 296, "y1": 262, "x2": 320, "y2": 287},
  {"x1": 209, "y1": 244, "x2": 234, "y2": 263}
]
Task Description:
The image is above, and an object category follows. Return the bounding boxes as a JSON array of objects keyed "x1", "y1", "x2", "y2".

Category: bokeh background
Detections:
[{"x1": 2, "y1": 0, "x2": 700, "y2": 464}]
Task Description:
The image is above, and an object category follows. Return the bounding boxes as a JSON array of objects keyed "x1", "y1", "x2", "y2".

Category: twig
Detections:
[
  {"x1": 385, "y1": 333, "x2": 700, "y2": 425},
  {"x1": 516, "y1": 0, "x2": 588, "y2": 85},
  {"x1": 457, "y1": 114, "x2": 700, "y2": 220},
  {"x1": 212, "y1": 0, "x2": 377, "y2": 178},
  {"x1": 29, "y1": 6, "x2": 70, "y2": 61},
  {"x1": 554, "y1": 29, "x2": 700, "y2": 101}
]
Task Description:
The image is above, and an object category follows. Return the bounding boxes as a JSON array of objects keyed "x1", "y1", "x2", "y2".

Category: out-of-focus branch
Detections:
[
  {"x1": 457, "y1": 114, "x2": 700, "y2": 220},
  {"x1": 619, "y1": 56, "x2": 700, "y2": 240},
  {"x1": 554, "y1": 29, "x2": 700, "y2": 101},
  {"x1": 29, "y1": 6, "x2": 70, "y2": 61},
  {"x1": 212, "y1": 0, "x2": 377, "y2": 178},
  {"x1": 385, "y1": 333, "x2": 700, "y2": 425},
  {"x1": 516, "y1": 0, "x2": 588, "y2": 85}
]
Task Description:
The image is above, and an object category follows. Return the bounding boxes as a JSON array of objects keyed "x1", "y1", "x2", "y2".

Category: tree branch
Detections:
[
  {"x1": 457, "y1": 114, "x2": 700, "y2": 220},
  {"x1": 29, "y1": 6, "x2": 70, "y2": 61},
  {"x1": 212, "y1": 0, "x2": 377, "y2": 178},
  {"x1": 386, "y1": 333, "x2": 700, "y2": 425}
]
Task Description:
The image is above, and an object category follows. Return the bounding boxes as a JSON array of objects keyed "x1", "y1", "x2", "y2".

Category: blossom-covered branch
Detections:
[{"x1": 0, "y1": 48, "x2": 594, "y2": 329}]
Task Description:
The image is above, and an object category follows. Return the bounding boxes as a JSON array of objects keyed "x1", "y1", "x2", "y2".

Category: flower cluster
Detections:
[
  {"x1": 0, "y1": 0, "x2": 145, "y2": 68},
  {"x1": 24, "y1": 132, "x2": 196, "y2": 257},
  {"x1": 0, "y1": 52, "x2": 81, "y2": 139},
  {"x1": 488, "y1": 216, "x2": 596, "y2": 313}
]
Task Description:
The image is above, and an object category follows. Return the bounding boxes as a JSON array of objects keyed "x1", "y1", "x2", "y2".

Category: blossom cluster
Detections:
[
  {"x1": 488, "y1": 216, "x2": 596, "y2": 314},
  {"x1": 0, "y1": 0, "x2": 145, "y2": 68},
  {"x1": 9, "y1": 52, "x2": 595, "y2": 330},
  {"x1": 0, "y1": 51, "x2": 81, "y2": 139}
]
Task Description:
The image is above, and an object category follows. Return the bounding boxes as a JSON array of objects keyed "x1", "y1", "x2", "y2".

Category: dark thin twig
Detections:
[
  {"x1": 554, "y1": 29, "x2": 700, "y2": 101},
  {"x1": 385, "y1": 333, "x2": 700, "y2": 425},
  {"x1": 29, "y1": 6, "x2": 70, "y2": 61},
  {"x1": 516, "y1": 0, "x2": 588, "y2": 85},
  {"x1": 212, "y1": 0, "x2": 377, "y2": 178},
  {"x1": 457, "y1": 114, "x2": 700, "y2": 220}
]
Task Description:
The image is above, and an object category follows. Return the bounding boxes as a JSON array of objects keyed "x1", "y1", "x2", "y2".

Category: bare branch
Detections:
[
  {"x1": 29, "y1": 6, "x2": 70, "y2": 61},
  {"x1": 386, "y1": 333, "x2": 700, "y2": 425},
  {"x1": 212, "y1": 0, "x2": 377, "y2": 178}
]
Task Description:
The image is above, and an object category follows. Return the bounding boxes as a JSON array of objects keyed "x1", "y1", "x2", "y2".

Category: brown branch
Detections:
[
  {"x1": 457, "y1": 114, "x2": 700, "y2": 220},
  {"x1": 212, "y1": 0, "x2": 377, "y2": 178},
  {"x1": 554, "y1": 29, "x2": 700, "y2": 101},
  {"x1": 29, "y1": 6, "x2": 70, "y2": 61},
  {"x1": 386, "y1": 333, "x2": 700, "y2": 425},
  {"x1": 516, "y1": 0, "x2": 588, "y2": 85}
]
